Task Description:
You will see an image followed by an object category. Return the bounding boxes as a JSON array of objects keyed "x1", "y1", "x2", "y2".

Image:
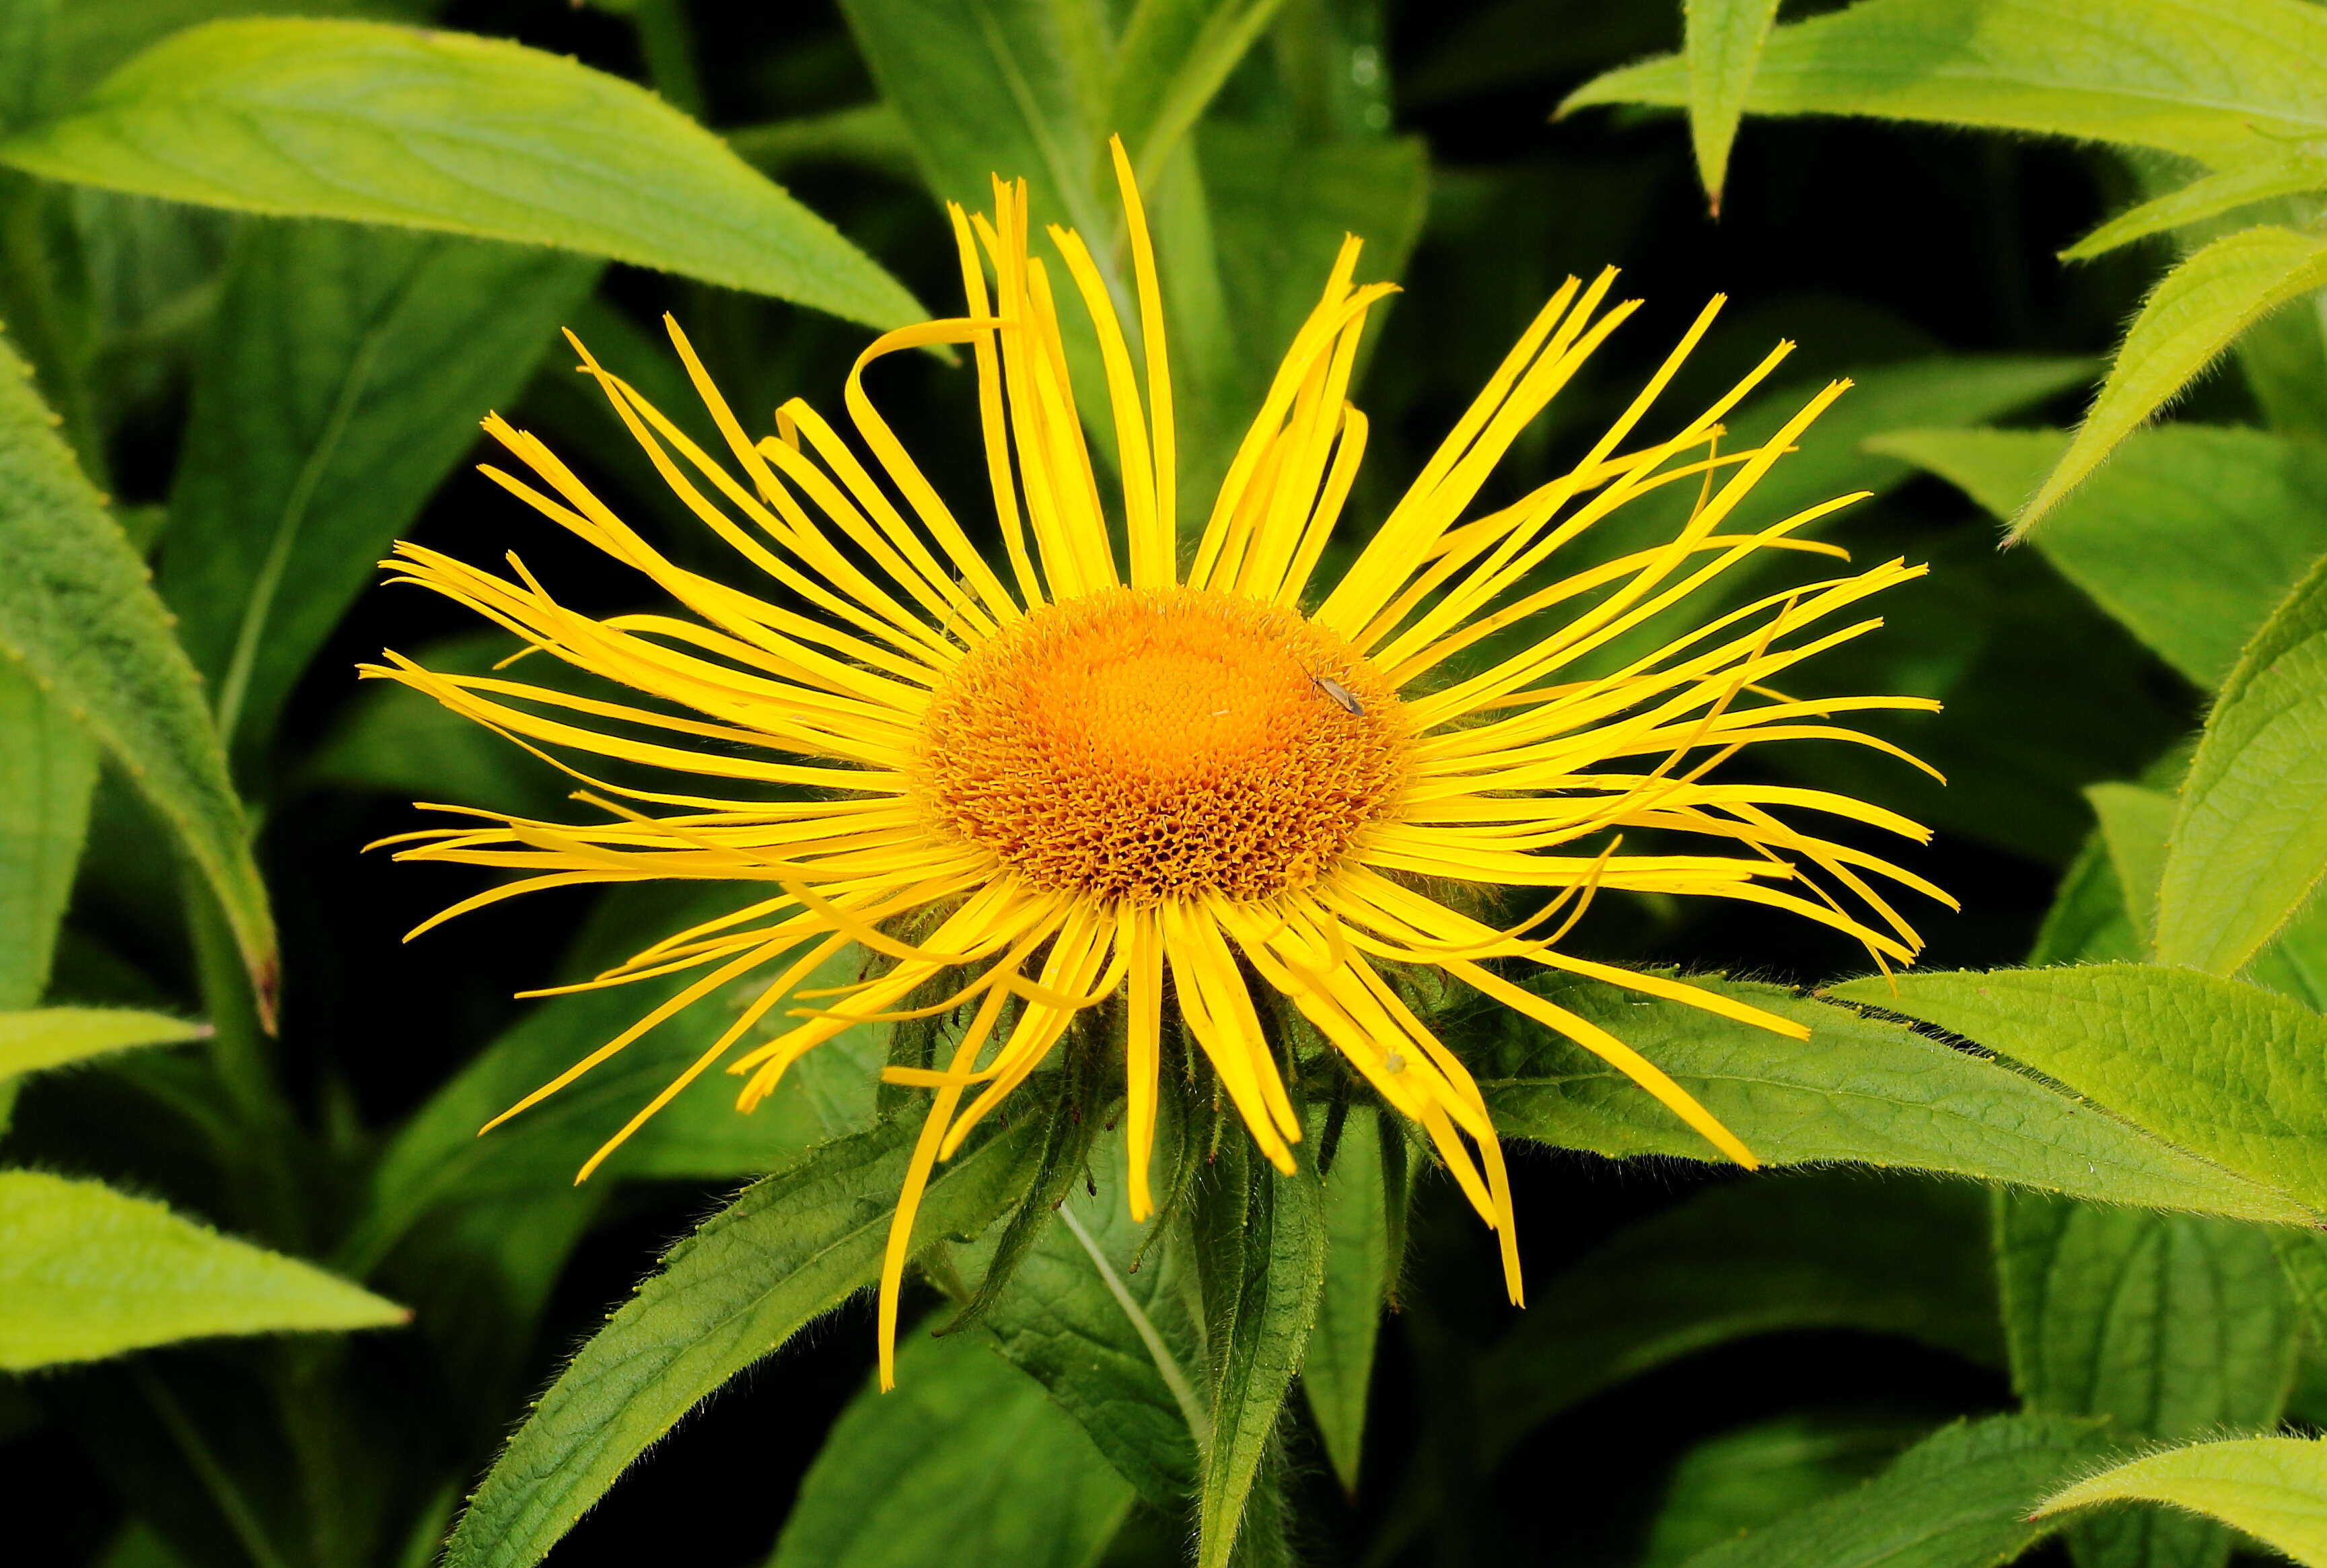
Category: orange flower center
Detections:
[{"x1": 913, "y1": 587, "x2": 1406, "y2": 904}]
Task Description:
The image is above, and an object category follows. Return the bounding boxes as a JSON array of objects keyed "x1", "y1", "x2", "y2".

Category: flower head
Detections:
[{"x1": 369, "y1": 139, "x2": 1947, "y2": 1386}]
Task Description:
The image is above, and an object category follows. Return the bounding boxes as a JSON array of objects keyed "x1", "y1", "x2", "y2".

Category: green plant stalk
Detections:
[{"x1": 184, "y1": 861, "x2": 303, "y2": 1251}]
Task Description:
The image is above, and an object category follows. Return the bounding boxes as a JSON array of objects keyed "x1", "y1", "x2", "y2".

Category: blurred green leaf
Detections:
[
  {"x1": 0, "y1": 1005, "x2": 204, "y2": 1077},
  {"x1": 1682, "y1": 0, "x2": 1779, "y2": 211},
  {"x1": 2035, "y1": 1437, "x2": 2327, "y2": 1567},
  {"x1": 1999, "y1": 1191, "x2": 2296, "y2": 1568},
  {"x1": 1868, "y1": 425, "x2": 2327, "y2": 690},
  {"x1": 1192, "y1": 1134, "x2": 1324, "y2": 1568},
  {"x1": 160, "y1": 221, "x2": 598, "y2": 760},
  {"x1": 727, "y1": 102, "x2": 919, "y2": 183},
  {"x1": 2019, "y1": 227, "x2": 2327, "y2": 533},
  {"x1": 2085, "y1": 781, "x2": 2174, "y2": 950},
  {"x1": 1676, "y1": 1413, "x2": 2117, "y2": 1568},
  {"x1": 1562, "y1": 0, "x2": 2327, "y2": 168},
  {"x1": 766, "y1": 1328, "x2": 1133, "y2": 1568},
  {"x1": 979, "y1": 1118, "x2": 1203, "y2": 1513},
  {"x1": 1643, "y1": 1412, "x2": 1937, "y2": 1568},
  {"x1": 2249, "y1": 896, "x2": 2327, "y2": 1013},
  {"x1": 1114, "y1": 0, "x2": 1291, "y2": 184},
  {"x1": 1303, "y1": 1102, "x2": 1387, "y2": 1496},
  {"x1": 0, "y1": 661, "x2": 94, "y2": 1009},
  {"x1": 0, "y1": 19, "x2": 923, "y2": 331},
  {"x1": 2066, "y1": 154, "x2": 2327, "y2": 262},
  {"x1": 2030, "y1": 834, "x2": 2143, "y2": 968},
  {"x1": 0, "y1": 327, "x2": 274, "y2": 1019},
  {"x1": 1476, "y1": 1173, "x2": 1998, "y2": 1464},
  {"x1": 1199, "y1": 118, "x2": 1429, "y2": 403},
  {"x1": 0, "y1": 1168, "x2": 404, "y2": 1371},
  {"x1": 838, "y1": 0, "x2": 1114, "y2": 236},
  {"x1": 1831, "y1": 964, "x2": 2327, "y2": 1217},
  {"x1": 2156, "y1": 552, "x2": 2327, "y2": 974},
  {"x1": 439, "y1": 1118, "x2": 1043, "y2": 1568},
  {"x1": 1483, "y1": 972, "x2": 2308, "y2": 1222}
]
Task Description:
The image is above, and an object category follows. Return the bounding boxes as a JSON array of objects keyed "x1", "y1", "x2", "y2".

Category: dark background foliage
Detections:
[{"x1": 5, "y1": 0, "x2": 2266, "y2": 1563}]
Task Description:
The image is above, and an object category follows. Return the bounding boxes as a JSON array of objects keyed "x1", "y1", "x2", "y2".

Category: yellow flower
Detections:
[{"x1": 367, "y1": 141, "x2": 1947, "y2": 1387}]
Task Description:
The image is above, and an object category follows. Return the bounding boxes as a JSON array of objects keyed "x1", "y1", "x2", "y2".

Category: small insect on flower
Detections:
[
  {"x1": 1314, "y1": 674, "x2": 1365, "y2": 715},
  {"x1": 366, "y1": 135, "x2": 1949, "y2": 1388}
]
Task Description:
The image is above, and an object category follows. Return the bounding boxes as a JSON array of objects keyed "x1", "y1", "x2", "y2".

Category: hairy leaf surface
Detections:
[{"x1": 0, "y1": 1169, "x2": 404, "y2": 1370}]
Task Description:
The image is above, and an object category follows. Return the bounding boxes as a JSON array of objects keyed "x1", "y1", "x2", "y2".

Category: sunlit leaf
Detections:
[
  {"x1": 1830, "y1": 964, "x2": 2327, "y2": 1217},
  {"x1": 1682, "y1": 0, "x2": 1780, "y2": 210},
  {"x1": 1562, "y1": 0, "x2": 2327, "y2": 168},
  {"x1": 766, "y1": 1328, "x2": 1133, "y2": 1568},
  {"x1": 2036, "y1": 1437, "x2": 2327, "y2": 1567},
  {"x1": 1682, "y1": 1413, "x2": 2116, "y2": 1568},
  {"x1": 439, "y1": 1119, "x2": 1042, "y2": 1568},
  {"x1": 2017, "y1": 227, "x2": 2327, "y2": 533},
  {"x1": 1484, "y1": 972, "x2": 2309, "y2": 1223},
  {"x1": 0, "y1": 328, "x2": 274, "y2": 1017},
  {"x1": 0, "y1": 1005, "x2": 205, "y2": 1077},
  {"x1": 0, "y1": 19, "x2": 923, "y2": 330},
  {"x1": 0, "y1": 1169, "x2": 405, "y2": 1371},
  {"x1": 2155, "y1": 553, "x2": 2327, "y2": 974},
  {"x1": 1867, "y1": 424, "x2": 2327, "y2": 690},
  {"x1": 2065, "y1": 153, "x2": 2327, "y2": 261}
]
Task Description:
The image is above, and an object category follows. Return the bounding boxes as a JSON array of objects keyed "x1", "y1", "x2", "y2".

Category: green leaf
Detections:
[
  {"x1": 1829, "y1": 964, "x2": 2327, "y2": 1217},
  {"x1": 2030, "y1": 834, "x2": 2143, "y2": 967},
  {"x1": 0, "y1": 660, "x2": 94, "y2": 1009},
  {"x1": 41, "y1": 0, "x2": 416, "y2": 120},
  {"x1": 2021, "y1": 226, "x2": 2327, "y2": 532},
  {"x1": 439, "y1": 1118, "x2": 1042, "y2": 1568},
  {"x1": 1192, "y1": 1135, "x2": 1326, "y2": 1568},
  {"x1": 978, "y1": 1115, "x2": 1204, "y2": 1514},
  {"x1": 1476, "y1": 1173, "x2": 1999, "y2": 1464},
  {"x1": 1682, "y1": 0, "x2": 1780, "y2": 210},
  {"x1": 159, "y1": 221, "x2": 600, "y2": 756},
  {"x1": 838, "y1": 0, "x2": 1112, "y2": 237},
  {"x1": 1198, "y1": 119, "x2": 1430, "y2": 406},
  {"x1": 0, "y1": 327, "x2": 274, "y2": 1019},
  {"x1": 1113, "y1": 0, "x2": 1295, "y2": 186},
  {"x1": 1561, "y1": 0, "x2": 2327, "y2": 169},
  {"x1": 2155, "y1": 552, "x2": 2327, "y2": 974},
  {"x1": 2085, "y1": 781, "x2": 2174, "y2": 950},
  {"x1": 1998, "y1": 1192, "x2": 2297, "y2": 1568},
  {"x1": 0, "y1": 1005, "x2": 205, "y2": 1077},
  {"x1": 1303, "y1": 1104, "x2": 1387, "y2": 1496},
  {"x1": 1677, "y1": 1413, "x2": 2118, "y2": 1568},
  {"x1": 1701, "y1": 355, "x2": 2092, "y2": 550},
  {"x1": 2036, "y1": 1437, "x2": 2327, "y2": 1567},
  {"x1": 1643, "y1": 1412, "x2": 1937, "y2": 1568},
  {"x1": 0, "y1": 19, "x2": 923, "y2": 331},
  {"x1": 726, "y1": 102, "x2": 919, "y2": 183},
  {"x1": 0, "y1": 1169, "x2": 405, "y2": 1371},
  {"x1": 767, "y1": 1328, "x2": 1133, "y2": 1568},
  {"x1": 1482, "y1": 972, "x2": 2309, "y2": 1223},
  {"x1": 1867, "y1": 425, "x2": 2327, "y2": 690},
  {"x1": 2065, "y1": 154, "x2": 2327, "y2": 261}
]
